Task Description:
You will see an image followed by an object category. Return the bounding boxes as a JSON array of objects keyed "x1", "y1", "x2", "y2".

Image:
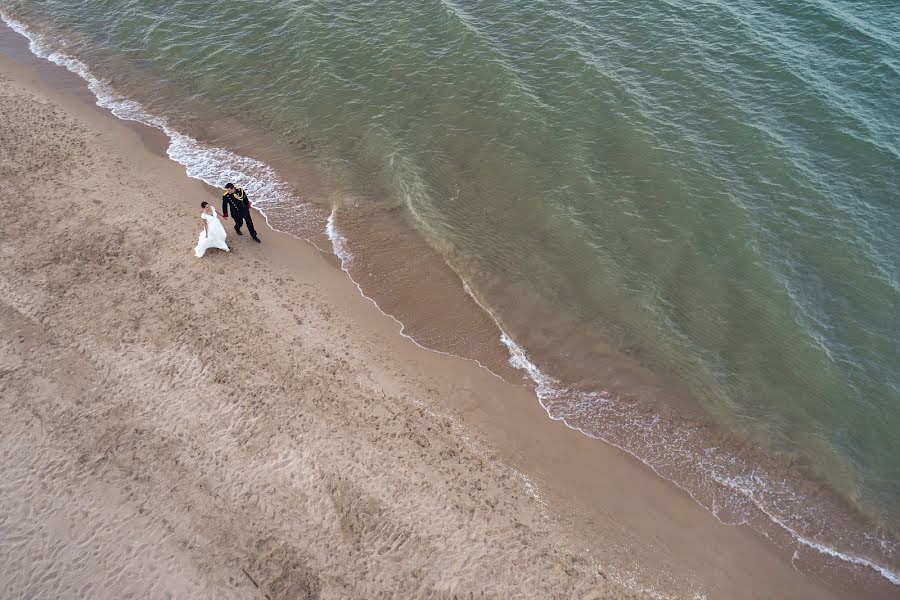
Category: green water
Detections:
[{"x1": 2, "y1": 0, "x2": 898, "y2": 581}]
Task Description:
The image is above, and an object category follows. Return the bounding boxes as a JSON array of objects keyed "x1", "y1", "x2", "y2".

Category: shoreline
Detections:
[
  {"x1": 0, "y1": 17, "x2": 893, "y2": 599},
  {"x1": 2, "y1": 12, "x2": 897, "y2": 583}
]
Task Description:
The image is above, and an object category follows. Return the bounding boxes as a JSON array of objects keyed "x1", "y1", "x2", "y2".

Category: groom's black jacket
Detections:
[{"x1": 222, "y1": 187, "x2": 251, "y2": 218}]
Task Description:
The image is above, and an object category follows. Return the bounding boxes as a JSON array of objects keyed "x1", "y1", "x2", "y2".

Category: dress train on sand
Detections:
[{"x1": 195, "y1": 207, "x2": 230, "y2": 257}]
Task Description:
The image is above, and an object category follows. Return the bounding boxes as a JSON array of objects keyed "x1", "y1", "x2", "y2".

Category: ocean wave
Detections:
[
  {"x1": 0, "y1": 11, "x2": 322, "y2": 245},
  {"x1": 506, "y1": 335, "x2": 899, "y2": 585},
  {"x1": 463, "y1": 281, "x2": 900, "y2": 587},
  {"x1": 325, "y1": 207, "x2": 512, "y2": 379}
]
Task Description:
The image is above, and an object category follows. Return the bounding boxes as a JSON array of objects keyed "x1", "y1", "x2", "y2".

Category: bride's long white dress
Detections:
[{"x1": 194, "y1": 207, "x2": 230, "y2": 257}]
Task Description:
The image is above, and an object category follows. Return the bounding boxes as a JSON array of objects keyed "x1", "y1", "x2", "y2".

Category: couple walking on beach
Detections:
[{"x1": 194, "y1": 182, "x2": 261, "y2": 257}]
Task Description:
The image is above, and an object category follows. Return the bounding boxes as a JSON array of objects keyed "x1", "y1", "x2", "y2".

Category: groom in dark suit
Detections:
[{"x1": 221, "y1": 182, "x2": 261, "y2": 243}]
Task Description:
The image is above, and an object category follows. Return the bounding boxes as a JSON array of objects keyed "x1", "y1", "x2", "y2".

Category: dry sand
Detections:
[{"x1": 0, "y1": 41, "x2": 874, "y2": 599}]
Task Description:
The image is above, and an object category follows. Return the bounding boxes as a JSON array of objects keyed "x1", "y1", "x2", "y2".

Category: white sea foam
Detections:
[
  {"x1": 324, "y1": 208, "x2": 352, "y2": 264},
  {"x1": 3, "y1": 11, "x2": 897, "y2": 588}
]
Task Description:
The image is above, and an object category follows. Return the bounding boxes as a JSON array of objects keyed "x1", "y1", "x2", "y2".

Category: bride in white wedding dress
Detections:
[{"x1": 194, "y1": 201, "x2": 230, "y2": 258}]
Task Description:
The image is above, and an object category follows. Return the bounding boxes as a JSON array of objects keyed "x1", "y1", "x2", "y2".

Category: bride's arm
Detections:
[{"x1": 203, "y1": 218, "x2": 209, "y2": 238}]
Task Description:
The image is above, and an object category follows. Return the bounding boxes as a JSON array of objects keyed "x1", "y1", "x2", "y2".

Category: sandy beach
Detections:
[{"x1": 0, "y1": 31, "x2": 888, "y2": 599}]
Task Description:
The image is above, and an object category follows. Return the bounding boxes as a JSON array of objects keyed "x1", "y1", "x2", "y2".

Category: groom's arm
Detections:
[{"x1": 221, "y1": 195, "x2": 229, "y2": 219}]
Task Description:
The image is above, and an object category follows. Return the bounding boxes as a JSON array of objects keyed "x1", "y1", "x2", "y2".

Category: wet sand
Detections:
[{"x1": 0, "y1": 31, "x2": 885, "y2": 599}]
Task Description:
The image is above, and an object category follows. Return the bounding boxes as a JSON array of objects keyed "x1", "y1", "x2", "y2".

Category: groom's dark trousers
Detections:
[{"x1": 231, "y1": 207, "x2": 258, "y2": 239}]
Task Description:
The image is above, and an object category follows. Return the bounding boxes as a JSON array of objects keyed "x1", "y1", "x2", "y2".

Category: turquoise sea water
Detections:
[{"x1": 2, "y1": 0, "x2": 897, "y2": 585}]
